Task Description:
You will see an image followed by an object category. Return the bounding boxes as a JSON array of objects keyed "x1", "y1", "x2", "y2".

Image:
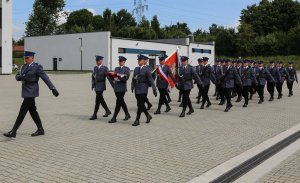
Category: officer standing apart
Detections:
[
  {"x1": 4, "y1": 51, "x2": 59, "y2": 138},
  {"x1": 153, "y1": 54, "x2": 176, "y2": 115},
  {"x1": 176, "y1": 56, "x2": 203, "y2": 117},
  {"x1": 286, "y1": 61, "x2": 298, "y2": 97},
  {"x1": 199, "y1": 57, "x2": 216, "y2": 109},
  {"x1": 240, "y1": 60, "x2": 257, "y2": 108},
  {"x1": 131, "y1": 55, "x2": 157, "y2": 126},
  {"x1": 255, "y1": 61, "x2": 275, "y2": 104},
  {"x1": 108, "y1": 56, "x2": 131, "y2": 123},
  {"x1": 89, "y1": 56, "x2": 111, "y2": 120},
  {"x1": 221, "y1": 60, "x2": 242, "y2": 112}
]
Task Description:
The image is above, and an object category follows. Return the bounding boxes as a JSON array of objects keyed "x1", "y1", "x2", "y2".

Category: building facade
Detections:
[
  {"x1": 0, "y1": 0, "x2": 12, "y2": 74},
  {"x1": 25, "y1": 32, "x2": 215, "y2": 71}
]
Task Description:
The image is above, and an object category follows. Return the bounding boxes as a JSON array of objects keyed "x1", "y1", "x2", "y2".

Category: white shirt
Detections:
[
  {"x1": 29, "y1": 62, "x2": 34, "y2": 67},
  {"x1": 98, "y1": 64, "x2": 102, "y2": 69}
]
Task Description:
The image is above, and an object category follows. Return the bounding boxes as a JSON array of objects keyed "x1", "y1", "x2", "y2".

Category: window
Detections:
[
  {"x1": 192, "y1": 48, "x2": 211, "y2": 54},
  {"x1": 0, "y1": 47, "x2": 2, "y2": 68},
  {"x1": 0, "y1": 8, "x2": 2, "y2": 29},
  {"x1": 118, "y1": 48, "x2": 166, "y2": 55}
]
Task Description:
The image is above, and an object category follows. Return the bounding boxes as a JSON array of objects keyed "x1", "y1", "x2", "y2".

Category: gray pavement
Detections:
[
  {"x1": 0, "y1": 73, "x2": 299, "y2": 183},
  {"x1": 258, "y1": 149, "x2": 300, "y2": 183}
]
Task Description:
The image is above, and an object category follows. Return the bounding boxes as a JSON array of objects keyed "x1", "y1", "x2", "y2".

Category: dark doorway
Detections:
[
  {"x1": 149, "y1": 58, "x2": 156, "y2": 70},
  {"x1": 53, "y1": 58, "x2": 58, "y2": 71}
]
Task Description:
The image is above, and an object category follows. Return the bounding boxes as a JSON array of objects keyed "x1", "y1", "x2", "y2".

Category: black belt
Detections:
[
  {"x1": 24, "y1": 81, "x2": 38, "y2": 84},
  {"x1": 96, "y1": 80, "x2": 105, "y2": 83}
]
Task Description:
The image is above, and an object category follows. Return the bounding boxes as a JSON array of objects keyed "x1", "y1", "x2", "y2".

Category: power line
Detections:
[{"x1": 132, "y1": 0, "x2": 149, "y2": 23}]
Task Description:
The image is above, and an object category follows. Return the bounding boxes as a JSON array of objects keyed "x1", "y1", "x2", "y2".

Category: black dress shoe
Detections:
[
  {"x1": 179, "y1": 111, "x2": 185, "y2": 118},
  {"x1": 179, "y1": 103, "x2": 183, "y2": 107},
  {"x1": 165, "y1": 106, "x2": 171, "y2": 113},
  {"x1": 146, "y1": 115, "x2": 152, "y2": 123},
  {"x1": 103, "y1": 110, "x2": 111, "y2": 117},
  {"x1": 108, "y1": 118, "x2": 117, "y2": 123},
  {"x1": 243, "y1": 103, "x2": 248, "y2": 108},
  {"x1": 288, "y1": 93, "x2": 292, "y2": 97},
  {"x1": 206, "y1": 102, "x2": 212, "y2": 108},
  {"x1": 147, "y1": 104, "x2": 152, "y2": 110},
  {"x1": 269, "y1": 97, "x2": 274, "y2": 101},
  {"x1": 196, "y1": 99, "x2": 200, "y2": 104},
  {"x1": 187, "y1": 108, "x2": 194, "y2": 115},
  {"x1": 3, "y1": 130, "x2": 16, "y2": 138},
  {"x1": 89, "y1": 114, "x2": 97, "y2": 120},
  {"x1": 31, "y1": 129, "x2": 45, "y2": 137},
  {"x1": 235, "y1": 98, "x2": 242, "y2": 102},
  {"x1": 177, "y1": 99, "x2": 181, "y2": 102},
  {"x1": 200, "y1": 105, "x2": 204, "y2": 109},
  {"x1": 218, "y1": 101, "x2": 225, "y2": 105},
  {"x1": 258, "y1": 100, "x2": 263, "y2": 104},
  {"x1": 132, "y1": 120, "x2": 140, "y2": 126},
  {"x1": 168, "y1": 99, "x2": 172, "y2": 103},
  {"x1": 123, "y1": 114, "x2": 131, "y2": 121},
  {"x1": 154, "y1": 110, "x2": 161, "y2": 115}
]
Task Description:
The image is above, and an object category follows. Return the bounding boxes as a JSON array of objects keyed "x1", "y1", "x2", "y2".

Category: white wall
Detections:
[
  {"x1": 0, "y1": 0, "x2": 12, "y2": 74},
  {"x1": 25, "y1": 32, "x2": 110, "y2": 71},
  {"x1": 188, "y1": 42, "x2": 215, "y2": 66},
  {"x1": 111, "y1": 38, "x2": 188, "y2": 70}
]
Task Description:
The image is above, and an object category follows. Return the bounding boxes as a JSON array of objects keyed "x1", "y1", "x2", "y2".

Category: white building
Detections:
[
  {"x1": 0, "y1": 0, "x2": 12, "y2": 74},
  {"x1": 25, "y1": 32, "x2": 215, "y2": 71}
]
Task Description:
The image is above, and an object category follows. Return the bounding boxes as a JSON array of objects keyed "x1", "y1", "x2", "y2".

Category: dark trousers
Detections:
[
  {"x1": 267, "y1": 82, "x2": 275, "y2": 98},
  {"x1": 257, "y1": 85, "x2": 265, "y2": 101},
  {"x1": 219, "y1": 87, "x2": 225, "y2": 102},
  {"x1": 235, "y1": 84, "x2": 242, "y2": 99},
  {"x1": 216, "y1": 84, "x2": 222, "y2": 99},
  {"x1": 112, "y1": 92, "x2": 129, "y2": 118},
  {"x1": 158, "y1": 88, "x2": 169, "y2": 110},
  {"x1": 197, "y1": 84, "x2": 203, "y2": 99},
  {"x1": 94, "y1": 91, "x2": 109, "y2": 115},
  {"x1": 182, "y1": 89, "x2": 192, "y2": 109},
  {"x1": 276, "y1": 82, "x2": 283, "y2": 96},
  {"x1": 135, "y1": 94, "x2": 149, "y2": 120},
  {"x1": 250, "y1": 84, "x2": 257, "y2": 97},
  {"x1": 242, "y1": 86, "x2": 251, "y2": 104},
  {"x1": 145, "y1": 97, "x2": 151, "y2": 107},
  {"x1": 223, "y1": 88, "x2": 233, "y2": 105},
  {"x1": 201, "y1": 85, "x2": 210, "y2": 105},
  {"x1": 12, "y1": 97, "x2": 43, "y2": 131},
  {"x1": 287, "y1": 81, "x2": 294, "y2": 94},
  {"x1": 166, "y1": 91, "x2": 171, "y2": 101}
]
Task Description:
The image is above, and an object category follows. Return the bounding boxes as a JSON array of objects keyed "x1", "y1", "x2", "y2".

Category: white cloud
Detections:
[{"x1": 87, "y1": 8, "x2": 97, "y2": 15}]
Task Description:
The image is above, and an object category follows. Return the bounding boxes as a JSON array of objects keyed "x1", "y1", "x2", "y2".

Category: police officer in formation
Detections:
[
  {"x1": 153, "y1": 54, "x2": 176, "y2": 115},
  {"x1": 131, "y1": 55, "x2": 157, "y2": 126},
  {"x1": 143, "y1": 58, "x2": 153, "y2": 110},
  {"x1": 235, "y1": 60, "x2": 243, "y2": 102},
  {"x1": 198, "y1": 57, "x2": 216, "y2": 109},
  {"x1": 221, "y1": 60, "x2": 242, "y2": 112},
  {"x1": 176, "y1": 56, "x2": 202, "y2": 117},
  {"x1": 108, "y1": 56, "x2": 131, "y2": 123},
  {"x1": 89, "y1": 56, "x2": 111, "y2": 120},
  {"x1": 255, "y1": 61, "x2": 275, "y2": 104},
  {"x1": 195, "y1": 58, "x2": 204, "y2": 104},
  {"x1": 276, "y1": 61, "x2": 291, "y2": 99},
  {"x1": 3, "y1": 51, "x2": 59, "y2": 138},
  {"x1": 240, "y1": 60, "x2": 257, "y2": 107},
  {"x1": 286, "y1": 61, "x2": 298, "y2": 97},
  {"x1": 267, "y1": 61, "x2": 281, "y2": 101}
]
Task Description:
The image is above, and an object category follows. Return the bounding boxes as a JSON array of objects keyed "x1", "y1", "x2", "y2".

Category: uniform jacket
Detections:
[
  {"x1": 255, "y1": 67, "x2": 275, "y2": 86},
  {"x1": 267, "y1": 67, "x2": 281, "y2": 83},
  {"x1": 131, "y1": 66, "x2": 157, "y2": 94},
  {"x1": 177, "y1": 64, "x2": 202, "y2": 90},
  {"x1": 154, "y1": 65, "x2": 176, "y2": 89},
  {"x1": 240, "y1": 66, "x2": 257, "y2": 86},
  {"x1": 221, "y1": 66, "x2": 242, "y2": 89},
  {"x1": 16, "y1": 62, "x2": 55, "y2": 98},
  {"x1": 287, "y1": 67, "x2": 298, "y2": 82},
  {"x1": 278, "y1": 67, "x2": 291, "y2": 83},
  {"x1": 198, "y1": 65, "x2": 216, "y2": 86},
  {"x1": 112, "y1": 66, "x2": 131, "y2": 93},
  {"x1": 215, "y1": 65, "x2": 224, "y2": 85},
  {"x1": 92, "y1": 65, "x2": 108, "y2": 92}
]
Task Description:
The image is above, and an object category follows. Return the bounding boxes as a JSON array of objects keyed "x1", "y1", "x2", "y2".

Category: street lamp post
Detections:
[{"x1": 79, "y1": 37, "x2": 83, "y2": 72}]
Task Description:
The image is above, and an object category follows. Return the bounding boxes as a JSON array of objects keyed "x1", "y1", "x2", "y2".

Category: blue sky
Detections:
[{"x1": 13, "y1": 0, "x2": 261, "y2": 39}]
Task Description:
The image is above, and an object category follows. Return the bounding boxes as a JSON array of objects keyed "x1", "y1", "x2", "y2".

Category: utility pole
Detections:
[
  {"x1": 79, "y1": 37, "x2": 83, "y2": 72},
  {"x1": 132, "y1": 0, "x2": 148, "y2": 23}
]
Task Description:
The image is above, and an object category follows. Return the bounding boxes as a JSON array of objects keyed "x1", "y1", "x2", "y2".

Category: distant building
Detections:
[
  {"x1": 0, "y1": 0, "x2": 13, "y2": 74},
  {"x1": 25, "y1": 32, "x2": 215, "y2": 71}
]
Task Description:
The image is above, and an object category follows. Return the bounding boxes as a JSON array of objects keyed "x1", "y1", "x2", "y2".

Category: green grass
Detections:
[
  {"x1": 218, "y1": 55, "x2": 300, "y2": 70},
  {"x1": 13, "y1": 58, "x2": 24, "y2": 67}
]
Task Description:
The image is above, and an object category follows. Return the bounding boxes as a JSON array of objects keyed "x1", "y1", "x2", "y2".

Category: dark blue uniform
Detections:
[
  {"x1": 199, "y1": 64, "x2": 216, "y2": 109},
  {"x1": 286, "y1": 66, "x2": 298, "y2": 96},
  {"x1": 195, "y1": 64, "x2": 204, "y2": 103},
  {"x1": 276, "y1": 67, "x2": 290, "y2": 99},
  {"x1": 255, "y1": 66, "x2": 274, "y2": 103},
  {"x1": 240, "y1": 66, "x2": 257, "y2": 107},
  {"x1": 267, "y1": 66, "x2": 281, "y2": 101}
]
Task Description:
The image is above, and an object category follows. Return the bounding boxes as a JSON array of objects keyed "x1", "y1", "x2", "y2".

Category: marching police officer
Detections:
[
  {"x1": 199, "y1": 57, "x2": 216, "y2": 109},
  {"x1": 286, "y1": 61, "x2": 298, "y2": 97},
  {"x1": 249, "y1": 61, "x2": 257, "y2": 100},
  {"x1": 240, "y1": 60, "x2": 257, "y2": 107},
  {"x1": 221, "y1": 60, "x2": 242, "y2": 112},
  {"x1": 144, "y1": 58, "x2": 153, "y2": 110},
  {"x1": 89, "y1": 56, "x2": 111, "y2": 120},
  {"x1": 3, "y1": 51, "x2": 59, "y2": 138},
  {"x1": 276, "y1": 61, "x2": 291, "y2": 99},
  {"x1": 215, "y1": 60, "x2": 224, "y2": 102},
  {"x1": 176, "y1": 56, "x2": 202, "y2": 117},
  {"x1": 235, "y1": 60, "x2": 243, "y2": 102},
  {"x1": 108, "y1": 56, "x2": 131, "y2": 123},
  {"x1": 195, "y1": 58, "x2": 204, "y2": 104},
  {"x1": 131, "y1": 55, "x2": 157, "y2": 126},
  {"x1": 267, "y1": 61, "x2": 281, "y2": 101},
  {"x1": 255, "y1": 61, "x2": 275, "y2": 104},
  {"x1": 153, "y1": 54, "x2": 176, "y2": 115}
]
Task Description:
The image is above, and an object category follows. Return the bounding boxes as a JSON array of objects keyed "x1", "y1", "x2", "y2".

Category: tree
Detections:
[
  {"x1": 236, "y1": 24, "x2": 258, "y2": 56},
  {"x1": 151, "y1": 15, "x2": 160, "y2": 38},
  {"x1": 113, "y1": 9, "x2": 136, "y2": 28},
  {"x1": 25, "y1": 0, "x2": 65, "y2": 36},
  {"x1": 287, "y1": 25, "x2": 300, "y2": 55},
  {"x1": 66, "y1": 9, "x2": 94, "y2": 31},
  {"x1": 215, "y1": 29, "x2": 237, "y2": 56}
]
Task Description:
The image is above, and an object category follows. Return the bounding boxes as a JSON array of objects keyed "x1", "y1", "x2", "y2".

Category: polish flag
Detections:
[{"x1": 164, "y1": 48, "x2": 180, "y2": 89}]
